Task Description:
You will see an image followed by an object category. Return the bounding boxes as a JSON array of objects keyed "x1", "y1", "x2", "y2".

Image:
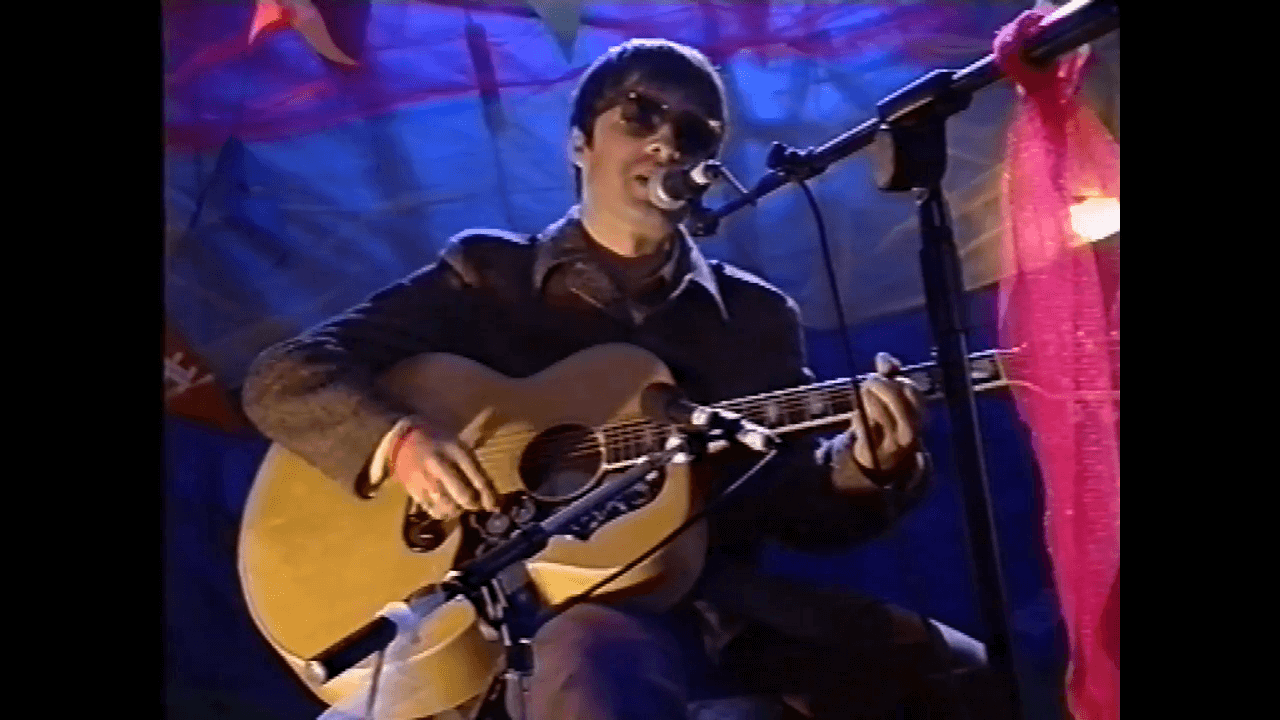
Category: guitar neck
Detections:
[
  {"x1": 715, "y1": 347, "x2": 1012, "y2": 436},
  {"x1": 600, "y1": 348, "x2": 1014, "y2": 468}
]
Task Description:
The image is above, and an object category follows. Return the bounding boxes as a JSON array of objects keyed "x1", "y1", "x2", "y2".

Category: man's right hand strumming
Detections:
[{"x1": 389, "y1": 425, "x2": 499, "y2": 519}]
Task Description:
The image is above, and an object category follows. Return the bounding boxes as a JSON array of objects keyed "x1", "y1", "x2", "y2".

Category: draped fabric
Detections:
[
  {"x1": 163, "y1": 1, "x2": 1118, "y2": 390},
  {"x1": 994, "y1": 10, "x2": 1120, "y2": 720},
  {"x1": 165, "y1": 318, "x2": 252, "y2": 434}
]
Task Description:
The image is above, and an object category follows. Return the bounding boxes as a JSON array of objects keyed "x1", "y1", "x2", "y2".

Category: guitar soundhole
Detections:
[{"x1": 519, "y1": 424, "x2": 603, "y2": 502}]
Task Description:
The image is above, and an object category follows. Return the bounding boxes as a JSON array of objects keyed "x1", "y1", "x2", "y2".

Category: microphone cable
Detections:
[
  {"x1": 553, "y1": 447, "x2": 779, "y2": 616},
  {"x1": 793, "y1": 178, "x2": 962, "y2": 714},
  {"x1": 793, "y1": 179, "x2": 885, "y2": 478}
]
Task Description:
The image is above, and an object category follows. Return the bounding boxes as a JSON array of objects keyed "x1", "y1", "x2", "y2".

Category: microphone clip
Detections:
[{"x1": 641, "y1": 383, "x2": 779, "y2": 454}]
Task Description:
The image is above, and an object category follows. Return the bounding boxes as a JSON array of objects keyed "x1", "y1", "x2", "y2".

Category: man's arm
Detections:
[
  {"x1": 241, "y1": 246, "x2": 475, "y2": 493},
  {"x1": 743, "y1": 299, "x2": 933, "y2": 552}
]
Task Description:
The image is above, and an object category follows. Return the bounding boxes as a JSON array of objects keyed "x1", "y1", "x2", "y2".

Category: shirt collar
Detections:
[{"x1": 531, "y1": 206, "x2": 729, "y2": 320}]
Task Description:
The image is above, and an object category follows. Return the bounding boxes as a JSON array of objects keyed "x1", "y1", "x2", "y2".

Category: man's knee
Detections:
[
  {"x1": 527, "y1": 603, "x2": 688, "y2": 720},
  {"x1": 534, "y1": 603, "x2": 683, "y2": 674}
]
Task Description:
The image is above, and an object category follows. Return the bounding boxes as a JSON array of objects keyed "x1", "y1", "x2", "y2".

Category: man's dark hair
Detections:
[
  {"x1": 568, "y1": 39, "x2": 727, "y2": 195},
  {"x1": 570, "y1": 38, "x2": 726, "y2": 141}
]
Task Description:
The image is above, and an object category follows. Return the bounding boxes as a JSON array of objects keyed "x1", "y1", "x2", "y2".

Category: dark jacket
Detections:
[{"x1": 242, "y1": 207, "x2": 931, "y2": 651}]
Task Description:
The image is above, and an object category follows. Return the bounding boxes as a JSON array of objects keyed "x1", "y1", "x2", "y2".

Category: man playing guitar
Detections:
[{"x1": 244, "y1": 38, "x2": 988, "y2": 720}]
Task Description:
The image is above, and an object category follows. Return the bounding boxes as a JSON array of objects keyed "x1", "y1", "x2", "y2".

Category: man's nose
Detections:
[{"x1": 645, "y1": 126, "x2": 681, "y2": 164}]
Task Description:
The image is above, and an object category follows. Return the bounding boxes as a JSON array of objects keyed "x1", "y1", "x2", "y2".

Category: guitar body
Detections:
[{"x1": 238, "y1": 344, "x2": 709, "y2": 718}]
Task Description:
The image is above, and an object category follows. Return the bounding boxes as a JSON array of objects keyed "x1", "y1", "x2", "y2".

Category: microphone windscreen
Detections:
[{"x1": 647, "y1": 172, "x2": 684, "y2": 211}]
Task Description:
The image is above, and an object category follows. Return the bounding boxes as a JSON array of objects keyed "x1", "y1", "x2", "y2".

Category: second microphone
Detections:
[{"x1": 648, "y1": 161, "x2": 724, "y2": 211}]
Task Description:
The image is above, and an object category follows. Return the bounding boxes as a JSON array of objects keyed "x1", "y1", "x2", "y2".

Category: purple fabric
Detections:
[{"x1": 165, "y1": 1, "x2": 991, "y2": 151}]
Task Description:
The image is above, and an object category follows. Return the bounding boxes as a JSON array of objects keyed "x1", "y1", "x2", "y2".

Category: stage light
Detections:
[{"x1": 1069, "y1": 196, "x2": 1119, "y2": 243}]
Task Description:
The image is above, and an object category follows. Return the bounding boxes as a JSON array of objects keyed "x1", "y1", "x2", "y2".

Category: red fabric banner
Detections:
[
  {"x1": 165, "y1": 321, "x2": 250, "y2": 434},
  {"x1": 994, "y1": 10, "x2": 1120, "y2": 720}
]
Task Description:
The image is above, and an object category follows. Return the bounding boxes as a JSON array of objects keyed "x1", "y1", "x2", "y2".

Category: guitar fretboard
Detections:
[{"x1": 598, "y1": 348, "x2": 1011, "y2": 469}]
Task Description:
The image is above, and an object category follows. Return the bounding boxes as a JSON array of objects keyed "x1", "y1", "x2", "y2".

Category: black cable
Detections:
[
  {"x1": 794, "y1": 179, "x2": 883, "y2": 476},
  {"x1": 554, "y1": 447, "x2": 779, "y2": 615},
  {"x1": 795, "y1": 180, "x2": 966, "y2": 717}
]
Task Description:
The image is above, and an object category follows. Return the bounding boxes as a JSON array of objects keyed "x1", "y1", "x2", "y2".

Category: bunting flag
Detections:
[
  {"x1": 249, "y1": 0, "x2": 358, "y2": 66},
  {"x1": 993, "y1": 9, "x2": 1119, "y2": 720},
  {"x1": 165, "y1": 321, "x2": 251, "y2": 434},
  {"x1": 525, "y1": 0, "x2": 584, "y2": 62}
]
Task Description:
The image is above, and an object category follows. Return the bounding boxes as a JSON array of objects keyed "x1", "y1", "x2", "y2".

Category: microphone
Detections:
[
  {"x1": 641, "y1": 383, "x2": 778, "y2": 453},
  {"x1": 648, "y1": 161, "x2": 724, "y2": 211}
]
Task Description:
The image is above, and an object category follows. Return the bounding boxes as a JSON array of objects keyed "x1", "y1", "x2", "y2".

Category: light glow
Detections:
[{"x1": 1069, "y1": 197, "x2": 1120, "y2": 243}]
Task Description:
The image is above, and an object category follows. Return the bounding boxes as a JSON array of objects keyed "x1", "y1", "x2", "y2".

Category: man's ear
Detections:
[{"x1": 568, "y1": 127, "x2": 587, "y2": 168}]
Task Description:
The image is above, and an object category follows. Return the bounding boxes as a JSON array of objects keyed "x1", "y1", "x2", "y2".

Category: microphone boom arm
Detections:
[{"x1": 686, "y1": 0, "x2": 1119, "y2": 236}]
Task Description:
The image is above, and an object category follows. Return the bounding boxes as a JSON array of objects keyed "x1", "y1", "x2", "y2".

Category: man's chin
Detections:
[{"x1": 627, "y1": 197, "x2": 681, "y2": 230}]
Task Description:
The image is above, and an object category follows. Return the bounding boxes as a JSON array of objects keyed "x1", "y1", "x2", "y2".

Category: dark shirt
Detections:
[{"x1": 242, "y1": 207, "x2": 929, "y2": 559}]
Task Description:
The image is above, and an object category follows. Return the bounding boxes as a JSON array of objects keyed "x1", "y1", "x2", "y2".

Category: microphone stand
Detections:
[
  {"x1": 686, "y1": 2, "x2": 1120, "y2": 719},
  {"x1": 304, "y1": 434, "x2": 704, "y2": 719}
]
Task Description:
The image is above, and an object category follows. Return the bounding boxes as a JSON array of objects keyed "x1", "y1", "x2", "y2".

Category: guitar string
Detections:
[
  {"x1": 464, "y1": 351, "x2": 1012, "y2": 458},
  {"x1": 471, "y1": 383, "x2": 859, "y2": 451},
  {"x1": 464, "y1": 378, "x2": 932, "y2": 463},
  {"x1": 455, "y1": 351, "x2": 1017, "y2": 466},
  {"x1": 467, "y1": 389, "x2": 861, "y2": 463},
  {"x1": 468, "y1": 392, "x2": 894, "y2": 467},
  {"x1": 408, "y1": 361, "x2": 1015, "y2": 506},
  {"x1": 456, "y1": 350, "x2": 1013, "y2": 461},
  {"x1": 468, "y1": 376, "x2": 1014, "y2": 468},
  {"x1": 472, "y1": 404, "x2": 840, "y2": 466}
]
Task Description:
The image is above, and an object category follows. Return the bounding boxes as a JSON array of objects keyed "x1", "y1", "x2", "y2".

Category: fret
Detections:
[
  {"x1": 597, "y1": 347, "x2": 1014, "y2": 465},
  {"x1": 804, "y1": 390, "x2": 824, "y2": 419},
  {"x1": 603, "y1": 420, "x2": 668, "y2": 465},
  {"x1": 757, "y1": 400, "x2": 780, "y2": 425},
  {"x1": 786, "y1": 401, "x2": 807, "y2": 427},
  {"x1": 606, "y1": 426, "x2": 628, "y2": 464},
  {"x1": 717, "y1": 378, "x2": 856, "y2": 434},
  {"x1": 827, "y1": 387, "x2": 856, "y2": 418},
  {"x1": 630, "y1": 426, "x2": 646, "y2": 458},
  {"x1": 642, "y1": 424, "x2": 661, "y2": 455}
]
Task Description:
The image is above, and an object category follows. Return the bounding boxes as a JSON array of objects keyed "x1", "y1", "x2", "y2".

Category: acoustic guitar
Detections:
[{"x1": 237, "y1": 343, "x2": 1011, "y2": 718}]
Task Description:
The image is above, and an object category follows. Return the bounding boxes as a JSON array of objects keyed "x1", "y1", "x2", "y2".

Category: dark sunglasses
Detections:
[{"x1": 615, "y1": 91, "x2": 723, "y2": 159}]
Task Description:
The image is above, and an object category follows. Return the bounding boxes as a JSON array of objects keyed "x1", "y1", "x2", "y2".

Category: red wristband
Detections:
[{"x1": 387, "y1": 425, "x2": 417, "y2": 478}]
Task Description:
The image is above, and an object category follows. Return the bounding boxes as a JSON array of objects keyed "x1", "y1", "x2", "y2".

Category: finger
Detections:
[
  {"x1": 446, "y1": 444, "x2": 500, "y2": 512},
  {"x1": 417, "y1": 465, "x2": 462, "y2": 518},
  {"x1": 429, "y1": 455, "x2": 482, "y2": 512},
  {"x1": 874, "y1": 352, "x2": 903, "y2": 377},
  {"x1": 864, "y1": 376, "x2": 919, "y2": 446},
  {"x1": 870, "y1": 371, "x2": 921, "y2": 440},
  {"x1": 847, "y1": 408, "x2": 891, "y2": 472},
  {"x1": 847, "y1": 415, "x2": 876, "y2": 470},
  {"x1": 856, "y1": 386, "x2": 899, "y2": 453},
  {"x1": 457, "y1": 407, "x2": 495, "y2": 447},
  {"x1": 895, "y1": 375, "x2": 926, "y2": 429},
  {"x1": 413, "y1": 475, "x2": 457, "y2": 520}
]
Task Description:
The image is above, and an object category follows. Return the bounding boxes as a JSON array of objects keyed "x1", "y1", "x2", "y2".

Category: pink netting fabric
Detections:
[{"x1": 993, "y1": 10, "x2": 1119, "y2": 720}]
